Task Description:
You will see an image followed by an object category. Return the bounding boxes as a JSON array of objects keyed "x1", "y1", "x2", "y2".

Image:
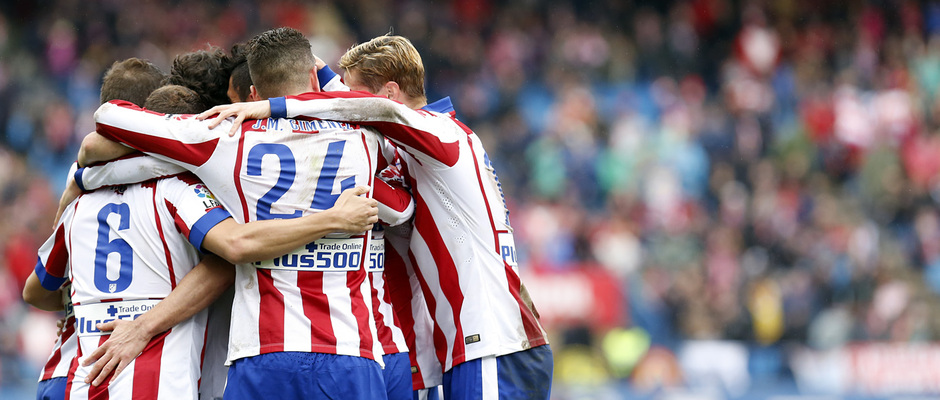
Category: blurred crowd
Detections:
[{"x1": 2, "y1": 0, "x2": 940, "y2": 398}]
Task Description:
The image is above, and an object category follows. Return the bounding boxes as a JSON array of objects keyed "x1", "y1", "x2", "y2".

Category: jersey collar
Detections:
[{"x1": 423, "y1": 97, "x2": 454, "y2": 114}]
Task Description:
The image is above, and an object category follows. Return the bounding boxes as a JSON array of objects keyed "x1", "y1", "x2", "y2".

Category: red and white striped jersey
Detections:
[
  {"x1": 383, "y1": 222, "x2": 442, "y2": 390},
  {"x1": 93, "y1": 101, "x2": 386, "y2": 364},
  {"x1": 368, "y1": 226, "x2": 408, "y2": 356},
  {"x1": 274, "y1": 92, "x2": 549, "y2": 371},
  {"x1": 318, "y1": 69, "x2": 440, "y2": 386},
  {"x1": 39, "y1": 293, "x2": 77, "y2": 382},
  {"x1": 39, "y1": 318, "x2": 78, "y2": 382},
  {"x1": 75, "y1": 154, "x2": 187, "y2": 192},
  {"x1": 76, "y1": 153, "x2": 413, "y2": 229},
  {"x1": 327, "y1": 68, "x2": 415, "y2": 361},
  {"x1": 39, "y1": 165, "x2": 80, "y2": 384},
  {"x1": 33, "y1": 174, "x2": 231, "y2": 399},
  {"x1": 369, "y1": 143, "x2": 413, "y2": 358}
]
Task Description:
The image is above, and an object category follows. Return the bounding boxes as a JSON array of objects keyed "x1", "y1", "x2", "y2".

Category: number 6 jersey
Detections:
[{"x1": 34, "y1": 174, "x2": 232, "y2": 400}]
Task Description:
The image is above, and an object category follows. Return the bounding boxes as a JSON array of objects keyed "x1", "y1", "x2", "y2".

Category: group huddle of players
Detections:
[{"x1": 22, "y1": 27, "x2": 552, "y2": 400}]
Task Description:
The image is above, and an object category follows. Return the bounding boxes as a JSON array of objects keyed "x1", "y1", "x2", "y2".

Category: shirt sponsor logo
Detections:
[
  {"x1": 368, "y1": 227, "x2": 385, "y2": 272},
  {"x1": 253, "y1": 237, "x2": 366, "y2": 271},
  {"x1": 74, "y1": 299, "x2": 161, "y2": 337}
]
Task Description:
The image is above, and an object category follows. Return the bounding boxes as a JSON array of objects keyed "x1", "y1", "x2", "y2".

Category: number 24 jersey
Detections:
[{"x1": 94, "y1": 101, "x2": 385, "y2": 364}]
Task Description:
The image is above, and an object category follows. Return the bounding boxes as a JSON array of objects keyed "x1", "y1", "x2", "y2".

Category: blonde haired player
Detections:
[{"x1": 204, "y1": 34, "x2": 553, "y2": 400}]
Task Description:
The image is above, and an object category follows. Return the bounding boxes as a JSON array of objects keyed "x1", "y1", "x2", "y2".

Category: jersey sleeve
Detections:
[
  {"x1": 373, "y1": 140, "x2": 413, "y2": 226},
  {"x1": 75, "y1": 154, "x2": 188, "y2": 191},
  {"x1": 374, "y1": 179, "x2": 413, "y2": 227},
  {"x1": 317, "y1": 66, "x2": 349, "y2": 92},
  {"x1": 93, "y1": 100, "x2": 233, "y2": 169},
  {"x1": 35, "y1": 206, "x2": 75, "y2": 290},
  {"x1": 159, "y1": 174, "x2": 232, "y2": 251},
  {"x1": 377, "y1": 138, "x2": 399, "y2": 173},
  {"x1": 272, "y1": 92, "x2": 462, "y2": 168},
  {"x1": 65, "y1": 161, "x2": 79, "y2": 188}
]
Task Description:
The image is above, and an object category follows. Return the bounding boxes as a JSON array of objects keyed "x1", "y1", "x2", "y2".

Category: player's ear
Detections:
[
  {"x1": 248, "y1": 85, "x2": 262, "y2": 102},
  {"x1": 309, "y1": 68, "x2": 321, "y2": 93},
  {"x1": 384, "y1": 81, "x2": 401, "y2": 101}
]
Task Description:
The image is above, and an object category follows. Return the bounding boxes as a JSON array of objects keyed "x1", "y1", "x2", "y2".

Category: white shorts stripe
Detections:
[{"x1": 480, "y1": 355, "x2": 498, "y2": 399}]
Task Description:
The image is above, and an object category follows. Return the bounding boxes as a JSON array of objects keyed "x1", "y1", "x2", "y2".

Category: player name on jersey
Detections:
[{"x1": 249, "y1": 118, "x2": 360, "y2": 133}]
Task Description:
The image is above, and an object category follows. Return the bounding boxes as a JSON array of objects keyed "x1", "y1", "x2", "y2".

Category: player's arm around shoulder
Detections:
[
  {"x1": 95, "y1": 100, "x2": 230, "y2": 154},
  {"x1": 201, "y1": 186, "x2": 379, "y2": 264},
  {"x1": 76, "y1": 156, "x2": 189, "y2": 193},
  {"x1": 78, "y1": 131, "x2": 136, "y2": 167},
  {"x1": 198, "y1": 101, "x2": 271, "y2": 137}
]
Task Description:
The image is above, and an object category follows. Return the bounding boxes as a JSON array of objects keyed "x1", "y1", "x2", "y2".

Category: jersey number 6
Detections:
[{"x1": 94, "y1": 203, "x2": 133, "y2": 294}]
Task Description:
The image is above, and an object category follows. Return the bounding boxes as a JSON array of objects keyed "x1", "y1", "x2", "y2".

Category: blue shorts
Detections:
[
  {"x1": 414, "y1": 386, "x2": 441, "y2": 400},
  {"x1": 384, "y1": 352, "x2": 413, "y2": 400},
  {"x1": 224, "y1": 352, "x2": 387, "y2": 400},
  {"x1": 36, "y1": 377, "x2": 67, "y2": 400},
  {"x1": 442, "y1": 345, "x2": 553, "y2": 400}
]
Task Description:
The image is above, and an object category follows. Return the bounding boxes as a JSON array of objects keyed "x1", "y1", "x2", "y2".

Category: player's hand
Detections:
[
  {"x1": 314, "y1": 54, "x2": 327, "y2": 71},
  {"x1": 82, "y1": 319, "x2": 150, "y2": 386},
  {"x1": 331, "y1": 186, "x2": 378, "y2": 234},
  {"x1": 197, "y1": 101, "x2": 272, "y2": 137}
]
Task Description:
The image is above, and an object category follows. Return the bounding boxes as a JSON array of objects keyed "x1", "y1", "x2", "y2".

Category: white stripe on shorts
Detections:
[{"x1": 481, "y1": 355, "x2": 498, "y2": 399}]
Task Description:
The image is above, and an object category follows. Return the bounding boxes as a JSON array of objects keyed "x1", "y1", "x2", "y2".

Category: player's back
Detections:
[
  {"x1": 55, "y1": 174, "x2": 223, "y2": 400},
  {"x1": 95, "y1": 101, "x2": 387, "y2": 364},
  {"x1": 145, "y1": 115, "x2": 386, "y2": 363},
  {"x1": 200, "y1": 118, "x2": 380, "y2": 223},
  {"x1": 392, "y1": 114, "x2": 545, "y2": 369},
  {"x1": 222, "y1": 119, "x2": 385, "y2": 362},
  {"x1": 65, "y1": 182, "x2": 204, "y2": 306},
  {"x1": 268, "y1": 92, "x2": 549, "y2": 371}
]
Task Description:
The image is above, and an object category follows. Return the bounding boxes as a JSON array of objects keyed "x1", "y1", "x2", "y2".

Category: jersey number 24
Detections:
[{"x1": 247, "y1": 140, "x2": 355, "y2": 221}]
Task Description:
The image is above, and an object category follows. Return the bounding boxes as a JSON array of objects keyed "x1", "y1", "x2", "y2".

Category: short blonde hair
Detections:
[{"x1": 339, "y1": 35, "x2": 426, "y2": 101}]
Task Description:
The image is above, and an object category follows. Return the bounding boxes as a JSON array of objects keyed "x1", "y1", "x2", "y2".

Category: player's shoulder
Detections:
[
  {"x1": 152, "y1": 172, "x2": 210, "y2": 194},
  {"x1": 171, "y1": 172, "x2": 203, "y2": 186}
]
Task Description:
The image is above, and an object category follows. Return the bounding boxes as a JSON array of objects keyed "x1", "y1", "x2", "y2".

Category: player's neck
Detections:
[{"x1": 403, "y1": 96, "x2": 427, "y2": 110}]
